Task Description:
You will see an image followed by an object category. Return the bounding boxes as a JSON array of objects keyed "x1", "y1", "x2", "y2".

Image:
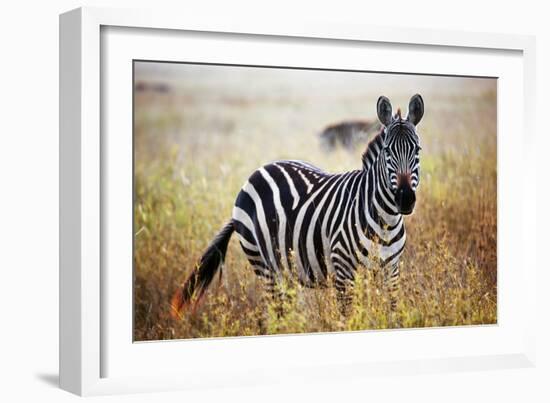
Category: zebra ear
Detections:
[
  {"x1": 407, "y1": 94, "x2": 424, "y2": 126},
  {"x1": 377, "y1": 96, "x2": 393, "y2": 127}
]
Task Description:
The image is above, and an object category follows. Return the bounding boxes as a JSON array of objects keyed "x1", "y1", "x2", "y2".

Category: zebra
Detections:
[
  {"x1": 171, "y1": 94, "x2": 424, "y2": 317},
  {"x1": 319, "y1": 119, "x2": 381, "y2": 151}
]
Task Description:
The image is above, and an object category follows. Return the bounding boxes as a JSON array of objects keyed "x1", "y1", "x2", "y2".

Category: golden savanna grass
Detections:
[{"x1": 133, "y1": 63, "x2": 497, "y2": 341}]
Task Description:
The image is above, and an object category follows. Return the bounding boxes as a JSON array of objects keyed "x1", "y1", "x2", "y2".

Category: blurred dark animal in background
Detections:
[
  {"x1": 319, "y1": 120, "x2": 381, "y2": 151},
  {"x1": 135, "y1": 81, "x2": 171, "y2": 94}
]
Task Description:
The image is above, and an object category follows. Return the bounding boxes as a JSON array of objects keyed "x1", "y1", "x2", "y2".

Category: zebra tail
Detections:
[{"x1": 170, "y1": 220, "x2": 235, "y2": 319}]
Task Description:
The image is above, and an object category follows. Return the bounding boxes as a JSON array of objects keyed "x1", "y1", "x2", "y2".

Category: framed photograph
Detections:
[{"x1": 60, "y1": 7, "x2": 537, "y2": 396}]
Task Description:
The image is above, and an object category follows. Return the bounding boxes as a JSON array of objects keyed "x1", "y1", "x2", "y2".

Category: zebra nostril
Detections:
[
  {"x1": 396, "y1": 188, "x2": 404, "y2": 203},
  {"x1": 407, "y1": 188, "x2": 416, "y2": 204}
]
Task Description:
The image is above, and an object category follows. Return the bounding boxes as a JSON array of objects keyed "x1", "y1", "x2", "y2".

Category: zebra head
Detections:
[{"x1": 377, "y1": 94, "x2": 424, "y2": 215}]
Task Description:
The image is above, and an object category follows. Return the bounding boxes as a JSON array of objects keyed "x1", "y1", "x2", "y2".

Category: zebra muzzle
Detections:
[{"x1": 396, "y1": 184, "x2": 416, "y2": 215}]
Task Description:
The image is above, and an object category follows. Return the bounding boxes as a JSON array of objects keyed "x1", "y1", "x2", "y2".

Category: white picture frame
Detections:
[{"x1": 59, "y1": 6, "x2": 537, "y2": 396}]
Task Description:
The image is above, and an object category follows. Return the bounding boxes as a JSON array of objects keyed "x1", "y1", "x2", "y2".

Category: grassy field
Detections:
[{"x1": 133, "y1": 63, "x2": 497, "y2": 341}]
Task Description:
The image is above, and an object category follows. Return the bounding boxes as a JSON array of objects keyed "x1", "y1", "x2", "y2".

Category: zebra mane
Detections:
[{"x1": 361, "y1": 128, "x2": 385, "y2": 171}]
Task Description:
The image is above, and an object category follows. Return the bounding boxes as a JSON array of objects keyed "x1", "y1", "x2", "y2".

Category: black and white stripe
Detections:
[{"x1": 171, "y1": 94, "x2": 424, "y2": 316}]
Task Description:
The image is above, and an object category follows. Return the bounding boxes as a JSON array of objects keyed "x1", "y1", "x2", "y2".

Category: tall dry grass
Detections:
[{"x1": 133, "y1": 64, "x2": 497, "y2": 341}]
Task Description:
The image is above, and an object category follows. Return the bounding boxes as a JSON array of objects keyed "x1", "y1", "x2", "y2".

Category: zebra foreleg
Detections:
[
  {"x1": 384, "y1": 262, "x2": 401, "y2": 311},
  {"x1": 334, "y1": 272, "x2": 354, "y2": 316}
]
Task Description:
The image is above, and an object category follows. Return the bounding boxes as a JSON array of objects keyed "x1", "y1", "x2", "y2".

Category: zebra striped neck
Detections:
[
  {"x1": 361, "y1": 130, "x2": 385, "y2": 172},
  {"x1": 372, "y1": 158, "x2": 401, "y2": 226},
  {"x1": 360, "y1": 130, "x2": 401, "y2": 228}
]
